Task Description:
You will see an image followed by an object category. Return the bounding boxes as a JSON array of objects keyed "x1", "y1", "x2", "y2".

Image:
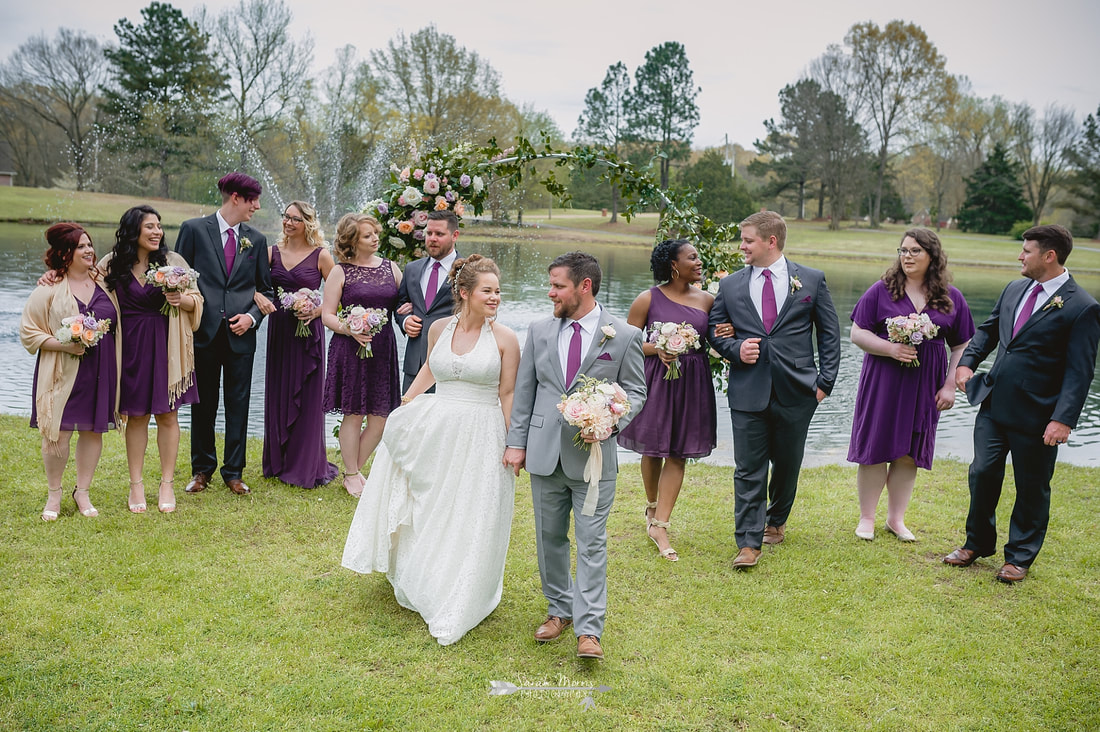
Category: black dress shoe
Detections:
[{"x1": 185, "y1": 473, "x2": 210, "y2": 493}]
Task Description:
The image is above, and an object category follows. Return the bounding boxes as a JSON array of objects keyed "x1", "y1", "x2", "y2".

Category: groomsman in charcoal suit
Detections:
[
  {"x1": 395, "y1": 210, "x2": 459, "y2": 393},
  {"x1": 946, "y1": 225, "x2": 1100, "y2": 583},
  {"x1": 175, "y1": 172, "x2": 274, "y2": 496},
  {"x1": 708, "y1": 211, "x2": 841, "y2": 569},
  {"x1": 504, "y1": 252, "x2": 646, "y2": 661}
]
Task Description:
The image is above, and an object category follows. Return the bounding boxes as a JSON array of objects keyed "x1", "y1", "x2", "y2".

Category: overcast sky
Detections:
[{"x1": 4, "y1": 0, "x2": 1098, "y2": 151}]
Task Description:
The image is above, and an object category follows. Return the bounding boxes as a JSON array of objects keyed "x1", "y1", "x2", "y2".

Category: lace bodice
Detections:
[{"x1": 428, "y1": 317, "x2": 501, "y2": 403}]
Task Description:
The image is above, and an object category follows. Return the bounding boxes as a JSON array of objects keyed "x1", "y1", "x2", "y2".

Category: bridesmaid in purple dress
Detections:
[
  {"x1": 848, "y1": 229, "x2": 974, "y2": 542},
  {"x1": 618, "y1": 240, "x2": 721, "y2": 561},
  {"x1": 103, "y1": 206, "x2": 202, "y2": 514},
  {"x1": 321, "y1": 214, "x2": 404, "y2": 497},
  {"x1": 256, "y1": 201, "x2": 339, "y2": 488},
  {"x1": 21, "y1": 224, "x2": 121, "y2": 521}
]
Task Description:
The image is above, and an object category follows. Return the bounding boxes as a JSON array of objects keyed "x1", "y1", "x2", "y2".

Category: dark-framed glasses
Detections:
[
  {"x1": 897, "y1": 247, "x2": 924, "y2": 257},
  {"x1": 282, "y1": 213, "x2": 305, "y2": 224}
]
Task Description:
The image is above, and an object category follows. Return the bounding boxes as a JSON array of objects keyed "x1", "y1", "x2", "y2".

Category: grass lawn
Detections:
[
  {"x1": 1, "y1": 413, "x2": 1098, "y2": 730},
  {"x1": 0, "y1": 187, "x2": 210, "y2": 228}
]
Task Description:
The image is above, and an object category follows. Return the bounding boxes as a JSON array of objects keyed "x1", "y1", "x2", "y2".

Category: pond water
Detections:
[{"x1": 4, "y1": 221, "x2": 1100, "y2": 468}]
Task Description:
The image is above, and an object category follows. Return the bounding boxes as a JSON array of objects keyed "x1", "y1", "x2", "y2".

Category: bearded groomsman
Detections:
[
  {"x1": 176, "y1": 172, "x2": 273, "y2": 496},
  {"x1": 946, "y1": 225, "x2": 1100, "y2": 583}
]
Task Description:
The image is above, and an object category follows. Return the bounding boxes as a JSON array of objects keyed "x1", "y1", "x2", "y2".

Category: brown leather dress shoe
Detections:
[
  {"x1": 762, "y1": 524, "x2": 786, "y2": 545},
  {"x1": 996, "y1": 563, "x2": 1028, "y2": 583},
  {"x1": 732, "y1": 546, "x2": 762, "y2": 569},
  {"x1": 184, "y1": 473, "x2": 210, "y2": 493},
  {"x1": 534, "y1": 615, "x2": 572, "y2": 642},
  {"x1": 943, "y1": 547, "x2": 983, "y2": 567},
  {"x1": 226, "y1": 479, "x2": 251, "y2": 495},
  {"x1": 577, "y1": 635, "x2": 603, "y2": 659}
]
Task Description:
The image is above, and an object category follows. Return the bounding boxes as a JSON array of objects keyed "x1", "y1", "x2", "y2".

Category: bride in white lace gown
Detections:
[{"x1": 342, "y1": 255, "x2": 521, "y2": 645}]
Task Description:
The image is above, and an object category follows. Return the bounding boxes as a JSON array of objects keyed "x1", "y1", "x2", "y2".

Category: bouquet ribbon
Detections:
[{"x1": 581, "y1": 441, "x2": 603, "y2": 517}]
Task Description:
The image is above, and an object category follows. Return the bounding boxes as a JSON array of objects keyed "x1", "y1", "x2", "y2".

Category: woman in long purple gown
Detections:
[
  {"x1": 321, "y1": 214, "x2": 403, "y2": 497},
  {"x1": 617, "y1": 240, "x2": 720, "y2": 561},
  {"x1": 103, "y1": 205, "x2": 202, "y2": 514},
  {"x1": 21, "y1": 223, "x2": 121, "y2": 521},
  {"x1": 259, "y1": 201, "x2": 339, "y2": 488},
  {"x1": 848, "y1": 229, "x2": 974, "y2": 542}
]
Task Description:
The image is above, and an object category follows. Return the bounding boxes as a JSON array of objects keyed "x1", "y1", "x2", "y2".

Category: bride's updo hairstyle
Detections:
[{"x1": 450, "y1": 254, "x2": 501, "y2": 315}]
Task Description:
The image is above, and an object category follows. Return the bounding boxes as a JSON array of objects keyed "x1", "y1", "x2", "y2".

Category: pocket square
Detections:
[
  {"x1": 597, "y1": 352, "x2": 613, "y2": 361},
  {"x1": 800, "y1": 295, "x2": 812, "y2": 303}
]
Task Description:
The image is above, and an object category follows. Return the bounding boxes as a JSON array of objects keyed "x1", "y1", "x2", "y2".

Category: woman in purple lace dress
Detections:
[
  {"x1": 322, "y1": 214, "x2": 403, "y2": 496},
  {"x1": 617, "y1": 240, "x2": 721, "y2": 561},
  {"x1": 103, "y1": 205, "x2": 202, "y2": 514},
  {"x1": 257, "y1": 201, "x2": 339, "y2": 488},
  {"x1": 848, "y1": 229, "x2": 974, "y2": 542}
]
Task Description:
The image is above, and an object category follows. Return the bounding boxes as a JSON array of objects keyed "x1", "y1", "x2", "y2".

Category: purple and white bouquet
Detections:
[
  {"x1": 278, "y1": 287, "x2": 322, "y2": 337},
  {"x1": 56, "y1": 311, "x2": 112, "y2": 359},
  {"x1": 648, "y1": 321, "x2": 702, "y2": 380},
  {"x1": 337, "y1": 305, "x2": 388, "y2": 359},
  {"x1": 885, "y1": 312, "x2": 939, "y2": 368},
  {"x1": 146, "y1": 264, "x2": 199, "y2": 316}
]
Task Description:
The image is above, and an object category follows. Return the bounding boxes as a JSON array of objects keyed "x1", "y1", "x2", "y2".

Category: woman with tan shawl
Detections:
[
  {"x1": 21, "y1": 223, "x2": 122, "y2": 521},
  {"x1": 102, "y1": 205, "x2": 203, "y2": 513}
]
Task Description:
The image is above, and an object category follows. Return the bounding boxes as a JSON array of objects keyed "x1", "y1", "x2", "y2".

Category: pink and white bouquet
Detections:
[
  {"x1": 55, "y1": 311, "x2": 112, "y2": 359},
  {"x1": 556, "y1": 375, "x2": 633, "y2": 516},
  {"x1": 885, "y1": 312, "x2": 939, "y2": 368},
  {"x1": 145, "y1": 264, "x2": 200, "y2": 316},
  {"x1": 648, "y1": 321, "x2": 702, "y2": 380},
  {"x1": 337, "y1": 305, "x2": 388, "y2": 359},
  {"x1": 278, "y1": 287, "x2": 322, "y2": 337}
]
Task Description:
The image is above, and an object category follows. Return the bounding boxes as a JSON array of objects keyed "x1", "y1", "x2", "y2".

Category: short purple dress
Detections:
[
  {"x1": 847, "y1": 281, "x2": 975, "y2": 469},
  {"x1": 117, "y1": 275, "x2": 198, "y2": 415},
  {"x1": 617, "y1": 287, "x2": 717, "y2": 459},
  {"x1": 323, "y1": 260, "x2": 401, "y2": 417},
  {"x1": 263, "y1": 247, "x2": 339, "y2": 487},
  {"x1": 30, "y1": 288, "x2": 118, "y2": 433}
]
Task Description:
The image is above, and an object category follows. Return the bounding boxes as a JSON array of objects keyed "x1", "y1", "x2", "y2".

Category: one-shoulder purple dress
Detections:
[
  {"x1": 30, "y1": 288, "x2": 118, "y2": 433},
  {"x1": 323, "y1": 260, "x2": 401, "y2": 417},
  {"x1": 847, "y1": 281, "x2": 975, "y2": 469},
  {"x1": 617, "y1": 287, "x2": 717, "y2": 459},
  {"x1": 117, "y1": 275, "x2": 198, "y2": 415},
  {"x1": 262, "y1": 247, "x2": 339, "y2": 488}
]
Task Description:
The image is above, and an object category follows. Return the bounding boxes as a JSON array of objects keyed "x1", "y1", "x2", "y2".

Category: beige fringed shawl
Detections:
[
  {"x1": 98, "y1": 251, "x2": 204, "y2": 409},
  {"x1": 20, "y1": 276, "x2": 123, "y2": 450}
]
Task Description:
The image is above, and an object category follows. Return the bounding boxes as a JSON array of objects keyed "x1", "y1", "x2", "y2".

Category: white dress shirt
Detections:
[
  {"x1": 421, "y1": 250, "x2": 459, "y2": 303},
  {"x1": 749, "y1": 255, "x2": 789, "y2": 323},
  {"x1": 1014, "y1": 268, "x2": 1070, "y2": 324},
  {"x1": 215, "y1": 210, "x2": 256, "y2": 328},
  {"x1": 558, "y1": 304, "x2": 603, "y2": 380}
]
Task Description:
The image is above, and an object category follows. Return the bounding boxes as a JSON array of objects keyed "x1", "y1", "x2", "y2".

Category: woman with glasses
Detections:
[
  {"x1": 847, "y1": 229, "x2": 974, "y2": 541},
  {"x1": 254, "y1": 201, "x2": 339, "y2": 488}
]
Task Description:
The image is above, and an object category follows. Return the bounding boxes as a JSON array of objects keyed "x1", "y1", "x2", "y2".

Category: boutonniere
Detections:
[
  {"x1": 789, "y1": 275, "x2": 802, "y2": 294},
  {"x1": 599, "y1": 324, "x2": 616, "y2": 345},
  {"x1": 238, "y1": 236, "x2": 253, "y2": 252},
  {"x1": 1042, "y1": 296, "x2": 1064, "y2": 311}
]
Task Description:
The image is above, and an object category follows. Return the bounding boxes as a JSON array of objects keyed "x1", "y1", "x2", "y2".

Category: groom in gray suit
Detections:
[
  {"x1": 708, "y1": 211, "x2": 841, "y2": 569},
  {"x1": 504, "y1": 252, "x2": 646, "y2": 660}
]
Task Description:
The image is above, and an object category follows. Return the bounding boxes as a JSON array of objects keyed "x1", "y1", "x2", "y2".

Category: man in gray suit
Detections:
[
  {"x1": 708, "y1": 211, "x2": 841, "y2": 569},
  {"x1": 395, "y1": 210, "x2": 459, "y2": 392},
  {"x1": 504, "y1": 252, "x2": 646, "y2": 660}
]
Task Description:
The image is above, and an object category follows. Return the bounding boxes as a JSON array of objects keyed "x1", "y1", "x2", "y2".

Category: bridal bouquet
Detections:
[
  {"x1": 337, "y1": 305, "x2": 388, "y2": 358},
  {"x1": 145, "y1": 264, "x2": 199, "y2": 316},
  {"x1": 55, "y1": 311, "x2": 112, "y2": 359},
  {"x1": 648, "y1": 321, "x2": 702, "y2": 380},
  {"x1": 557, "y1": 375, "x2": 633, "y2": 516},
  {"x1": 885, "y1": 312, "x2": 939, "y2": 368},
  {"x1": 278, "y1": 287, "x2": 322, "y2": 337}
]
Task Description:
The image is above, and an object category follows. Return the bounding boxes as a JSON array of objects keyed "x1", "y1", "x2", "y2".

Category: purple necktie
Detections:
[
  {"x1": 224, "y1": 227, "x2": 236, "y2": 275},
  {"x1": 761, "y1": 269, "x2": 777, "y2": 333},
  {"x1": 566, "y1": 322, "x2": 582, "y2": 384},
  {"x1": 424, "y1": 261, "x2": 442, "y2": 309},
  {"x1": 1012, "y1": 282, "x2": 1045, "y2": 337}
]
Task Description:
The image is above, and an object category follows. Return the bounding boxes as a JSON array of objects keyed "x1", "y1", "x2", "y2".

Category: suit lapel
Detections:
[
  {"x1": 206, "y1": 216, "x2": 229, "y2": 280},
  {"x1": 545, "y1": 318, "x2": 568, "y2": 391},
  {"x1": 1014, "y1": 278, "x2": 1075, "y2": 340},
  {"x1": 732, "y1": 268, "x2": 763, "y2": 330},
  {"x1": 575, "y1": 307, "x2": 611, "y2": 382},
  {"x1": 772, "y1": 261, "x2": 798, "y2": 330}
]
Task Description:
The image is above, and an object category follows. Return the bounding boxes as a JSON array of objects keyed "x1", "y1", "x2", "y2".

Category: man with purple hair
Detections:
[{"x1": 175, "y1": 172, "x2": 274, "y2": 496}]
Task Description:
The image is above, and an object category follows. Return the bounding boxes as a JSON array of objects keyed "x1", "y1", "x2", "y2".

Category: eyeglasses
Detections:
[
  {"x1": 282, "y1": 214, "x2": 304, "y2": 224},
  {"x1": 897, "y1": 247, "x2": 925, "y2": 257}
]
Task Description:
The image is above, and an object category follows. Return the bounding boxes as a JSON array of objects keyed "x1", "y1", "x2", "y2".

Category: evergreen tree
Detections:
[
  {"x1": 679, "y1": 149, "x2": 757, "y2": 225},
  {"x1": 956, "y1": 143, "x2": 1031, "y2": 234},
  {"x1": 1065, "y1": 104, "x2": 1100, "y2": 239},
  {"x1": 626, "y1": 42, "x2": 700, "y2": 190},
  {"x1": 575, "y1": 62, "x2": 630, "y2": 221}
]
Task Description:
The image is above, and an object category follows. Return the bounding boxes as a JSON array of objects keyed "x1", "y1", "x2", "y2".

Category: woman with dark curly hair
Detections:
[
  {"x1": 103, "y1": 205, "x2": 202, "y2": 513},
  {"x1": 617, "y1": 239, "x2": 722, "y2": 561},
  {"x1": 848, "y1": 228, "x2": 974, "y2": 541},
  {"x1": 21, "y1": 223, "x2": 121, "y2": 520}
]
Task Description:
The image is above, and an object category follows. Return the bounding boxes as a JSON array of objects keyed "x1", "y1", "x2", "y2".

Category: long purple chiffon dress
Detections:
[
  {"x1": 617, "y1": 287, "x2": 717, "y2": 459},
  {"x1": 262, "y1": 247, "x2": 339, "y2": 488},
  {"x1": 323, "y1": 260, "x2": 401, "y2": 418},
  {"x1": 30, "y1": 288, "x2": 118, "y2": 432},
  {"x1": 847, "y1": 281, "x2": 975, "y2": 469},
  {"x1": 117, "y1": 275, "x2": 198, "y2": 415}
]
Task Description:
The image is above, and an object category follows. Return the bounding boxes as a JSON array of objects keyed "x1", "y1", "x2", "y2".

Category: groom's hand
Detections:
[{"x1": 503, "y1": 447, "x2": 526, "y2": 476}]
